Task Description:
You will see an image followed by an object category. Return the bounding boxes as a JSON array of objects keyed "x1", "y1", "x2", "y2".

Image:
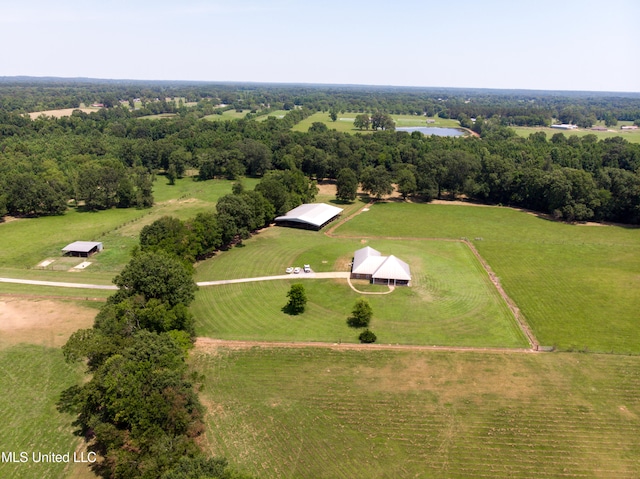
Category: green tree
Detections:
[
  {"x1": 371, "y1": 112, "x2": 395, "y2": 130},
  {"x1": 336, "y1": 168, "x2": 358, "y2": 202},
  {"x1": 396, "y1": 169, "x2": 417, "y2": 199},
  {"x1": 360, "y1": 166, "x2": 394, "y2": 199},
  {"x1": 353, "y1": 114, "x2": 371, "y2": 130},
  {"x1": 347, "y1": 297, "x2": 372, "y2": 328},
  {"x1": 285, "y1": 283, "x2": 307, "y2": 315},
  {"x1": 112, "y1": 252, "x2": 197, "y2": 307}
]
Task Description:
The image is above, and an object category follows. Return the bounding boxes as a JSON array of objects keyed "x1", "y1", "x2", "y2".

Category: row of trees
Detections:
[
  {"x1": 60, "y1": 250, "x2": 250, "y2": 478},
  {"x1": 139, "y1": 172, "x2": 317, "y2": 265}
]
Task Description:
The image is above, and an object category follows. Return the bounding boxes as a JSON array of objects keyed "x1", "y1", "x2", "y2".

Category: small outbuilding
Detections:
[
  {"x1": 274, "y1": 203, "x2": 343, "y2": 230},
  {"x1": 62, "y1": 241, "x2": 103, "y2": 257},
  {"x1": 351, "y1": 246, "x2": 411, "y2": 286}
]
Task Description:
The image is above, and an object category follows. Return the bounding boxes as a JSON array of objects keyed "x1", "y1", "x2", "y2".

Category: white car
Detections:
[
  {"x1": 303, "y1": 264, "x2": 311, "y2": 273},
  {"x1": 286, "y1": 267, "x2": 293, "y2": 274},
  {"x1": 293, "y1": 267, "x2": 301, "y2": 274}
]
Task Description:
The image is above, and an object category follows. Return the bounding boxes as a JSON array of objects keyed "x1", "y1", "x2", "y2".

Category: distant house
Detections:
[
  {"x1": 351, "y1": 246, "x2": 411, "y2": 286},
  {"x1": 62, "y1": 241, "x2": 103, "y2": 257},
  {"x1": 621, "y1": 125, "x2": 638, "y2": 130},
  {"x1": 274, "y1": 203, "x2": 343, "y2": 230}
]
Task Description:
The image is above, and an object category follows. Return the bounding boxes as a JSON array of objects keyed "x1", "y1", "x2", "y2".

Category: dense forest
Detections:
[{"x1": 1, "y1": 78, "x2": 639, "y2": 223}]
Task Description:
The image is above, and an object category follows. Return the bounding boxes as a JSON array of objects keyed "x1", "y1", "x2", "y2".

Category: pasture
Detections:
[
  {"x1": 512, "y1": 122, "x2": 640, "y2": 144},
  {"x1": 0, "y1": 296, "x2": 97, "y2": 479},
  {"x1": 192, "y1": 226, "x2": 526, "y2": 347},
  {"x1": 193, "y1": 346, "x2": 640, "y2": 479},
  {"x1": 334, "y1": 202, "x2": 640, "y2": 353},
  {"x1": 0, "y1": 177, "x2": 246, "y2": 276}
]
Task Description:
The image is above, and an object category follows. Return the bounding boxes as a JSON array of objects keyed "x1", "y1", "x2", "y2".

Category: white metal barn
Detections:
[
  {"x1": 351, "y1": 246, "x2": 411, "y2": 286},
  {"x1": 274, "y1": 203, "x2": 344, "y2": 230}
]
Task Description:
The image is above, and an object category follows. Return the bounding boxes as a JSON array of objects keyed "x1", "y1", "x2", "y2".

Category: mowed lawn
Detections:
[
  {"x1": 335, "y1": 202, "x2": 640, "y2": 353},
  {"x1": 192, "y1": 226, "x2": 526, "y2": 347},
  {"x1": 194, "y1": 346, "x2": 640, "y2": 479}
]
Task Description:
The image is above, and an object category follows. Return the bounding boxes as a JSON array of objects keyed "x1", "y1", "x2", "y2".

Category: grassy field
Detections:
[
  {"x1": 0, "y1": 177, "x2": 249, "y2": 277},
  {"x1": 193, "y1": 346, "x2": 640, "y2": 479},
  {"x1": 203, "y1": 109, "x2": 252, "y2": 121},
  {"x1": 512, "y1": 122, "x2": 640, "y2": 144},
  {"x1": 292, "y1": 112, "x2": 460, "y2": 133},
  {"x1": 256, "y1": 110, "x2": 288, "y2": 121},
  {"x1": 334, "y1": 202, "x2": 640, "y2": 353},
  {"x1": 0, "y1": 345, "x2": 90, "y2": 479},
  {"x1": 192, "y1": 224, "x2": 526, "y2": 347}
]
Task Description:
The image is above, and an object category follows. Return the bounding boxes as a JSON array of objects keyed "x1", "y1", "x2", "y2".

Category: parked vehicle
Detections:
[
  {"x1": 303, "y1": 264, "x2": 311, "y2": 273},
  {"x1": 286, "y1": 267, "x2": 293, "y2": 274},
  {"x1": 294, "y1": 267, "x2": 301, "y2": 274}
]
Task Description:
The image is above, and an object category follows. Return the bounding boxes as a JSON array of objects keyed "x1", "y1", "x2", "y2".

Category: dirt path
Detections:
[
  {"x1": 346, "y1": 275, "x2": 394, "y2": 295},
  {"x1": 195, "y1": 337, "x2": 537, "y2": 354},
  {"x1": 0, "y1": 277, "x2": 118, "y2": 290},
  {"x1": 461, "y1": 239, "x2": 539, "y2": 350}
]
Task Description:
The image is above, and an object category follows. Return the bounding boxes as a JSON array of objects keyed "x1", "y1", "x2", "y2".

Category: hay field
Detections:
[
  {"x1": 0, "y1": 298, "x2": 97, "y2": 479},
  {"x1": 194, "y1": 346, "x2": 640, "y2": 479}
]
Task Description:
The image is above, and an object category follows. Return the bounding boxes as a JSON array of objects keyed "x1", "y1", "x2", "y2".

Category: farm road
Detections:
[
  {"x1": 0, "y1": 277, "x2": 118, "y2": 290},
  {"x1": 196, "y1": 337, "x2": 537, "y2": 354},
  {"x1": 0, "y1": 272, "x2": 350, "y2": 290}
]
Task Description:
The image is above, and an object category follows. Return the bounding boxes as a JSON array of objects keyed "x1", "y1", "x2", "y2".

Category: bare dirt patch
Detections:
[
  {"x1": 28, "y1": 108, "x2": 97, "y2": 119},
  {"x1": 0, "y1": 297, "x2": 96, "y2": 348},
  {"x1": 356, "y1": 356, "x2": 537, "y2": 401},
  {"x1": 316, "y1": 182, "x2": 337, "y2": 196}
]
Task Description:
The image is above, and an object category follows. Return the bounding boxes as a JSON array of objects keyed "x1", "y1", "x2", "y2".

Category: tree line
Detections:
[
  {"x1": 59, "y1": 248, "x2": 253, "y2": 478},
  {"x1": 1, "y1": 97, "x2": 639, "y2": 224}
]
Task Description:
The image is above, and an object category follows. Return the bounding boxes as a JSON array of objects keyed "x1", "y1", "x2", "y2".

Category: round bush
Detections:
[{"x1": 358, "y1": 329, "x2": 377, "y2": 344}]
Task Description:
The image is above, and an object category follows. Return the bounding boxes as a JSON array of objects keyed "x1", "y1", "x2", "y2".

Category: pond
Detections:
[{"x1": 396, "y1": 126, "x2": 466, "y2": 137}]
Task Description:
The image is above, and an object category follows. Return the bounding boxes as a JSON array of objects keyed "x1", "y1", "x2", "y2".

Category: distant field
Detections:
[
  {"x1": 335, "y1": 202, "x2": 640, "y2": 352},
  {"x1": 292, "y1": 112, "x2": 459, "y2": 133},
  {"x1": 194, "y1": 346, "x2": 640, "y2": 479},
  {"x1": 28, "y1": 107, "x2": 100, "y2": 119},
  {"x1": 512, "y1": 122, "x2": 640, "y2": 143},
  {"x1": 256, "y1": 110, "x2": 287, "y2": 121},
  {"x1": 192, "y1": 226, "x2": 526, "y2": 347},
  {"x1": 202, "y1": 109, "x2": 251, "y2": 121}
]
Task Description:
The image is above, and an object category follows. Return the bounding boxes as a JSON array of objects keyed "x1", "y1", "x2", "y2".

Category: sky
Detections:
[{"x1": 1, "y1": 0, "x2": 639, "y2": 93}]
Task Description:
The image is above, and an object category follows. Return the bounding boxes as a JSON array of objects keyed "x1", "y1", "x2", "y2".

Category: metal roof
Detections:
[
  {"x1": 372, "y1": 255, "x2": 412, "y2": 281},
  {"x1": 61, "y1": 241, "x2": 103, "y2": 253},
  {"x1": 274, "y1": 203, "x2": 343, "y2": 228},
  {"x1": 352, "y1": 246, "x2": 411, "y2": 281}
]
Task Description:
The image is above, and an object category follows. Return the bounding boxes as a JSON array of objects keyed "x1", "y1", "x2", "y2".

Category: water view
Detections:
[{"x1": 397, "y1": 126, "x2": 465, "y2": 137}]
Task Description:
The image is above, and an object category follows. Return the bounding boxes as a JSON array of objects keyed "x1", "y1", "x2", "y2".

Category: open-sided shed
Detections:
[
  {"x1": 62, "y1": 241, "x2": 103, "y2": 257},
  {"x1": 274, "y1": 203, "x2": 343, "y2": 230}
]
